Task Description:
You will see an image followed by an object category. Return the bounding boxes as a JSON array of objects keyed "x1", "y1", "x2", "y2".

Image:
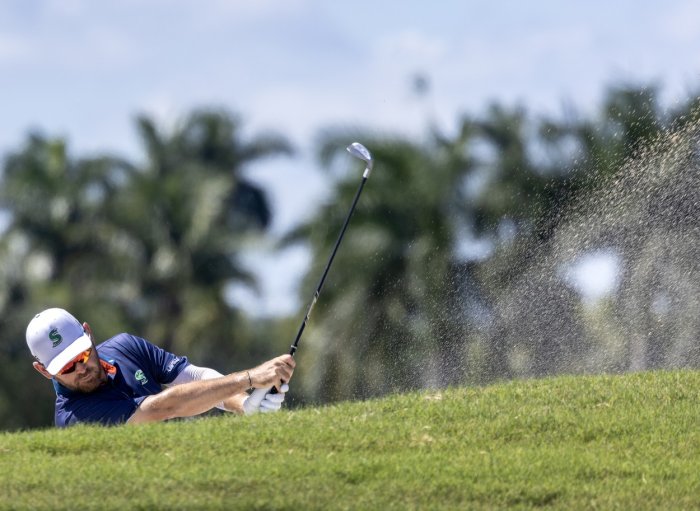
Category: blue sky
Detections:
[{"x1": 2, "y1": 0, "x2": 700, "y2": 315}]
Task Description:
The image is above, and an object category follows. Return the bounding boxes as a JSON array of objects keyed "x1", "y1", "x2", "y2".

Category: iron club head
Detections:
[{"x1": 346, "y1": 142, "x2": 374, "y2": 178}]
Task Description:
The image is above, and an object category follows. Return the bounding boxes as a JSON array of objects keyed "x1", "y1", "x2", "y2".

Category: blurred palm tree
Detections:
[
  {"x1": 0, "y1": 109, "x2": 293, "y2": 428},
  {"x1": 0, "y1": 133, "x2": 137, "y2": 318},
  {"x1": 540, "y1": 86, "x2": 700, "y2": 373},
  {"x1": 0, "y1": 133, "x2": 134, "y2": 428},
  {"x1": 292, "y1": 88, "x2": 693, "y2": 394},
  {"x1": 479, "y1": 86, "x2": 700, "y2": 381},
  {"x1": 107, "y1": 108, "x2": 292, "y2": 365},
  {"x1": 285, "y1": 130, "x2": 480, "y2": 401},
  {"x1": 474, "y1": 88, "x2": 668, "y2": 382}
]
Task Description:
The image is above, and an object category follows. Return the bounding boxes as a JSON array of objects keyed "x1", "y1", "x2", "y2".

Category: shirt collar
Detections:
[{"x1": 100, "y1": 358, "x2": 117, "y2": 378}]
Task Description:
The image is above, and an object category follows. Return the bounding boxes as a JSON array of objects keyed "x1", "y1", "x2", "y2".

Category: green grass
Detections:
[{"x1": 1, "y1": 371, "x2": 699, "y2": 510}]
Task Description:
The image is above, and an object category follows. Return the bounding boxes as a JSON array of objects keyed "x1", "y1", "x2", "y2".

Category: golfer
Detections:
[{"x1": 26, "y1": 307, "x2": 295, "y2": 427}]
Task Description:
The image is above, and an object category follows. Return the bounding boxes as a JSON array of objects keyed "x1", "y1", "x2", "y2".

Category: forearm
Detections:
[
  {"x1": 128, "y1": 354, "x2": 295, "y2": 424},
  {"x1": 169, "y1": 364, "x2": 248, "y2": 413},
  {"x1": 128, "y1": 372, "x2": 250, "y2": 423},
  {"x1": 220, "y1": 393, "x2": 248, "y2": 414}
]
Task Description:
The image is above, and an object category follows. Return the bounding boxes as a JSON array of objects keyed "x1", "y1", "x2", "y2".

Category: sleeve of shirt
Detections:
[
  {"x1": 168, "y1": 364, "x2": 230, "y2": 411},
  {"x1": 125, "y1": 335, "x2": 189, "y2": 385},
  {"x1": 169, "y1": 364, "x2": 225, "y2": 384}
]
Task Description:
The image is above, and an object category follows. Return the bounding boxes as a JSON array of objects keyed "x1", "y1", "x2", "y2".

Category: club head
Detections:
[{"x1": 346, "y1": 142, "x2": 374, "y2": 178}]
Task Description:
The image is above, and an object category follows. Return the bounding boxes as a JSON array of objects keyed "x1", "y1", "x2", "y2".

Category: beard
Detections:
[{"x1": 71, "y1": 364, "x2": 107, "y2": 393}]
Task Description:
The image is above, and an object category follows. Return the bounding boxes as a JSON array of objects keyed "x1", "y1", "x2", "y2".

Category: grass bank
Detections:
[{"x1": 1, "y1": 371, "x2": 699, "y2": 510}]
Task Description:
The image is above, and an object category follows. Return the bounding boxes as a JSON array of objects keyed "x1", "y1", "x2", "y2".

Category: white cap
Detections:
[{"x1": 26, "y1": 308, "x2": 92, "y2": 376}]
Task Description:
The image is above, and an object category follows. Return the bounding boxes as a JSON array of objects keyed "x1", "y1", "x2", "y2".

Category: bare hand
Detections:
[{"x1": 248, "y1": 355, "x2": 295, "y2": 389}]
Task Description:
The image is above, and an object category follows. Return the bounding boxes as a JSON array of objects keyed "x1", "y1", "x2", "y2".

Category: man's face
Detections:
[{"x1": 54, "y1": 347, "x2": 107, "y2": 393}]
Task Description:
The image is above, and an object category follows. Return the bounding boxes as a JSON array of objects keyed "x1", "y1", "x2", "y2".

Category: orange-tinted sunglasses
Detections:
[{"x1": 57, "y1": 348, "x2": 92, "y2": 375}]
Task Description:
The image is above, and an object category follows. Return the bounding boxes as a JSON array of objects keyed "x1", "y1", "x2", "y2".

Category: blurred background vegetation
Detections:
[{"x1": 2, "y1": 82, "x2": 699, "y2": 430}]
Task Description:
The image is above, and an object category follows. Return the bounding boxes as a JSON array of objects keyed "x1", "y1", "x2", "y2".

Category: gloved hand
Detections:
[{"x1": 243, "y1": 384, "x2": 289, "y2": 415}]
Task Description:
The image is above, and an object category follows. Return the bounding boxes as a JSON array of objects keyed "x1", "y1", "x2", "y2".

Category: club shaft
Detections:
[{"x1": 289, "y1": 176, "x2": 368, "y2": 356}]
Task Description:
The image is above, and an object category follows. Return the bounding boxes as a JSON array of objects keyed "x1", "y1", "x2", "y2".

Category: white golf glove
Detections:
[{"x1": 243, "y1": 384, "x2": 289, "y2": 415}]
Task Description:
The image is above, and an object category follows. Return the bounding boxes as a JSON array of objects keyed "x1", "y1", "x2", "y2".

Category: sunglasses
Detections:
[{"x1": 57, "y1": 348, "x2": 92, "y2": 376}]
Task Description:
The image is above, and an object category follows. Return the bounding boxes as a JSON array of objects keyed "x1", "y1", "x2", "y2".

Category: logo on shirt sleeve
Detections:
[
  {"x1": 166, "y1": 357, "x2": 182, "y2": 373},
  {"x1": 134, "y1": 370, "x2": 149, "y2": 385}
]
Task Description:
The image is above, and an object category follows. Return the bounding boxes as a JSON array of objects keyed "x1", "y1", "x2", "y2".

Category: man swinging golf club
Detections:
[
  {"x1": 25, "y1": 142, "x2": 373, "y2": 428},
  {"x1": 26, "y1": 307, "x2": 295, "y2": 427}
]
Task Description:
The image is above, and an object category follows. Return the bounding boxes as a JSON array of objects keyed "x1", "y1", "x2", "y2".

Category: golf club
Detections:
[{"x1": 246, "y1": 142, "x2": 374, "y2": 407}]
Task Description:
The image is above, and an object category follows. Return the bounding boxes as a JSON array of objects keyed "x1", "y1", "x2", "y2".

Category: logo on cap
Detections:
[{"x1": 49, "y1": 328, "x2": 63, "y2": 348}]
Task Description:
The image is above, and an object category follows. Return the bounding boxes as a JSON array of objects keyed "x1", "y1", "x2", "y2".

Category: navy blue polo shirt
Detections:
[{"x1": 53, "y1": 333, "x2": 189, "y2": 427}]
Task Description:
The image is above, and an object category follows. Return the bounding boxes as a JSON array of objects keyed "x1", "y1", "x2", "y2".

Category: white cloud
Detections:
[
  {"x1": 376, "y1": 30, "x2": 448, "y2": 63},
  {"x1": 209, "y1": 0, "x2": 311, "y2": 18},
  {"x1": 0, "y1": 33, "x2": 31, "y2": 63},
  {"x1": 82, "y1": 26, "x2": 139, "y2": 67},
  {"x1": 135, "y1": 92, "x2": 181, "y2": 128},
  {"x1": 3, "y1": 0, "x2": 700, "y2": 315},
  {"x1": 662, "y1": 0, "x2": 700, "y2": 43},
  {"x1": 43, "y1": 0, "x2": 88, "y2": 18},
  {"x1": 176, "y1": 0, "x2": 316, "y2": 32}
]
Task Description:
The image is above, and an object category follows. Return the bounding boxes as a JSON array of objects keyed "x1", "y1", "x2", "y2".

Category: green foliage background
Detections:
[{"x1": 1, "y1": 85, "x2": 700, "y2": 429}]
